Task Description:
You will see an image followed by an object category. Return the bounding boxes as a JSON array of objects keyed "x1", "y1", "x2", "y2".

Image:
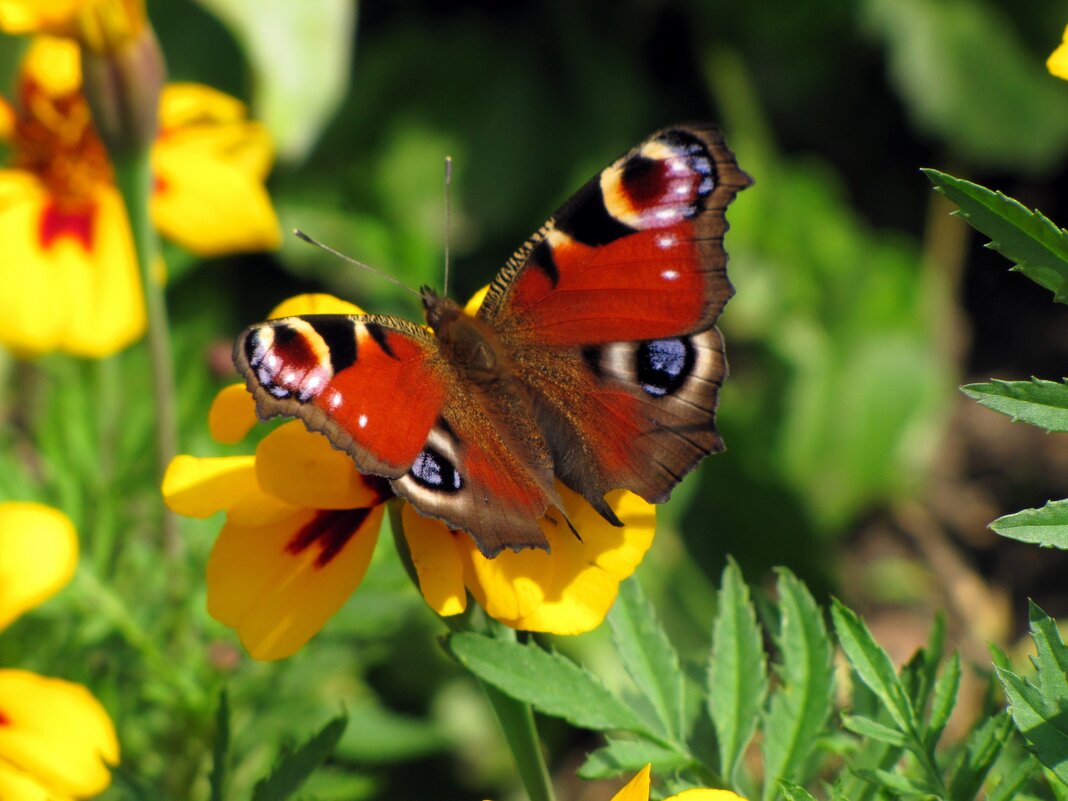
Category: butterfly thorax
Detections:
[{"x1": 421, "y1": 287, "x2": 505, "y2": 385}]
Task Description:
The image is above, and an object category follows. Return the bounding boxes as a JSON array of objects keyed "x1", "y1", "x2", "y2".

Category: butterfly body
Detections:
[{"x1": 236, "y1": 125, "x2": 751, "y2": 557}]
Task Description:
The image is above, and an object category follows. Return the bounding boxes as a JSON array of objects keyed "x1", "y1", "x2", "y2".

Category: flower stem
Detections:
[
  {"x1": 112, "y1": 149, "x2": 183, "y2": 579},
  {"x1": 388, "y1": 504, "x2": 556, "y2": 801}
]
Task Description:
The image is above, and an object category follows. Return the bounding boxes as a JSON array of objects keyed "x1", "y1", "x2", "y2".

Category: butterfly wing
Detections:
[
  {"x1": 235, "y1": 314, "x2": 554, "y2": 556},
  {"x1": 478, "y1": 125, "x2": 750, "y2": 518}
]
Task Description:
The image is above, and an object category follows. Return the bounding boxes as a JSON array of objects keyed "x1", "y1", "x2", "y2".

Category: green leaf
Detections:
[
  {"x1": 448, "y1": 633, "x2": 654, "y2": 737},
  {"x1": 577, "y1": 738, "x2": 692, "y2": 780},
  {"x1": 991, "y1": 500, "x2": 1068, "y2": 549},
  {"x1": 852, "y1": 768, "x2": 938, "y2": 798},
  {"x1": 708, "y1": 559, "x2": 768, "y2": 782},
  {"x1": 607, "y1": 577, "x2": 684, "y2": 741},
  {"x1": 210, "y1": 690, "x2": 230, "y2": 801},
  {"x1": 925, "y1": 651, "x2": 960, "y2": 750},
  {"x1": 863, "y1": 0, "x2": 1068, "y2": 171},
  {"x1": 779, "y1": 781, "x2": 820, "y2": 801},
  {"x1": 997, "y1": 667, "x2": 1068, "y2": 786},
  {"x1": 195, "y1": 0, "x2": 356, "y2": 162},
  {"x1": 962, "y1": 379, "x2": 1068, "y2": 433},
  {"x1": 831, "y1": 599, "x2": 917, "y2": 737},
  {"x1": 251, "y1": 714, "x2": 348, "y2": 801},
  {"x1": 842, "y1": 715, "x2": 910, "y2": 748},
  {"x1": 947, "y1": 711, "x2": 1013, "y2": 801},
  {"x1": 1027, "y1": 601, "x2": 1068, "y2": 709},
  {"x1": 987, "y1": 754, "x2": 1040, "y2": 801},
  {"x1": 762, "y1": 569, "x2": 835, "y2": 801},
  {"x1": 924, "y1": 170, "x2": 1068, "y2": 304}
]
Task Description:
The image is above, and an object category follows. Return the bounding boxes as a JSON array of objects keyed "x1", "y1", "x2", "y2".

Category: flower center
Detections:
[
  {"x1": 12, "y1": 78, "x2": 113, "y2": 209},
  {"x1": 287, "y1": 508, "x2": 375, "y2": 569}
]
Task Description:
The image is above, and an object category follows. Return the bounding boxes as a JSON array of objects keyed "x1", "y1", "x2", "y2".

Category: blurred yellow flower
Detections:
[
  {"x1": 0, "y1": 502, "x2": 119, "y2": 800},
  {"x1": 1050, "y1": 24, "x2": 1068, "y2": 80},
  {"x1": 613, "y1": 765, "x2": 749, "y2": 801},
  {"x1": 0, "y1": 0, "x2": 82, "y2": 35},
  {"x1": 0, "y1": 36, "x2": 280, "y2": 358},
  {"x1": 163, "y1": 293, "x2": 655, "y2": 660}
]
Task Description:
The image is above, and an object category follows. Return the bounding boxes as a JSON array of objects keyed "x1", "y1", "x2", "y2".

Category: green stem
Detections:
[
  {"x1": 389, "y1": 503, "x2": 556, "y2": 801},
  {"x1": 112, "y1": 149, "x2": 184, "y2": 582}
]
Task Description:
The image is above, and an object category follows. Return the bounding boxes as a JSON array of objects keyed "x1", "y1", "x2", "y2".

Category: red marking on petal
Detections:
[
  {"x1": 0, "y1": 709, "x2": 10, "y2": 726},
  {"x1": 287, "y1": 507, "x2": 375, "y2": 568},
  {"x1": 154, "y1": 174, "x2": 168, "y2": 194},
  {"x1": 39, "y1": 201, "x2": 95, "y2": 251}
]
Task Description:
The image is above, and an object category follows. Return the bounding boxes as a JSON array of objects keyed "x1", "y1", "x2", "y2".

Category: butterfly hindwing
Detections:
[{"x1": 235, "y1": 314, "x2": 555, "y2": 556}]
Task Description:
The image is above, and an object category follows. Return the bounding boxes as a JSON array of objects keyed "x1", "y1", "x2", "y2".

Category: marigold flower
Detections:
[
  {"x1": 1050, "y1": 24, "x2": 1068, "y2": 80},
  {"x1": 0, "y1": 36, "x2": 280, "y2": 357},
  {"x1": 0, "y1": 502, "x2": 119, "y2": 799},
  {"x1": 164, "y1": 293, "x2": 656, "y2": 659},
  {"x1": 613, "y1": 765, "x2": 749, "y2": 801}
]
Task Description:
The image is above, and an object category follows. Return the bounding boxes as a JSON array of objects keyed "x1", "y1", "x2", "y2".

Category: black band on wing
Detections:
[
  {"x1": 307, "y1": 317, "x2": 358, "y2": 373},
  {"x1": 364, "y1": 322, "x2": 398, "y2": 360},
  {"x1": 528, "y1": 239, "x2": 560, "y2": 287},
  {"x1": 554, "y1": 177, "x2": 636, "y2": 246}
]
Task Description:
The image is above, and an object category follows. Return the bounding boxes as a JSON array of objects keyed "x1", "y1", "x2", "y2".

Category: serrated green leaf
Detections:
[
  {"x1": 947, "y1": 710, "x2": 1013, "y2": 801},
  {"x1": 1027, "y1": 602, "x2": 1068, "y2": 712},
  {"x1": 997, "y1": 667, "x2": 1068, "y2": 786},
  {"x1": 841, "y1": 715, "x2": 910, "y2": 747},
  {"x1": 762, "y1": 569, "x2": 834, "y2": 801},
  {"x1": 779, "y1": 781, "x2": 819, "y2": 801},
  {"x1": 925, "y1": 651, "x2": 960, "y2": 750},
  {"x1": 448, "y1": 633, "x2": 654, "y2": 737},
  {"x1": 708, "y1": 559, "x2": 768, "y2": 783},
  {"x1": 607, "y1": 577, "x2": 684, "y2": 741},
  {"x1": 987, "y1": 754, "x2": 1040, "y2": 801},
  {"x1": 210, "y1": 689, "x2": 230, "y2": 801},
  {"x1": 577, "y1": 737, "x2": 692, "y2": 780},
  {"x1": 251, "y1": 714, "x2": 347, "y2": 801},
  {"x1": 925, "y1": 170, "x2": 1068, "y2": 303},
  {"x1": 991, "y1": 500, "x2": 1068, "y2": 549},
  {"x1": 962, "y1": 379, "x2": 1068, "y2": 433},
  {"x1": 831, "y1": 599, "x2": 917, "y2": 737}
]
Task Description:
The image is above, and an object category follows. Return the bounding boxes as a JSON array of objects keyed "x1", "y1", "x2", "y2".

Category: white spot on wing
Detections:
[
  {"x1": 358, "y1": 413, "x2": 368, "y2": 428},
  {"x1": 661, "y1": 269, "x2": 680, "y2": 280}
]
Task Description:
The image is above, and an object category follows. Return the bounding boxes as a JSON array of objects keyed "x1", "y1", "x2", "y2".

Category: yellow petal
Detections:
[
  {"x1": 463, "y1": 487, "x2": 655, "y2": 634},
  {"x1": 152, "y1": 142, "x2": 281, "y2": 256},
  {"x1": 159, "y1": 82, "x2": 247, "y2": 129},
  {"x1": 0, "y1": 2, "x2": 80, "y2": 35},
  {"x1": 1049, "y1": 26, "x2": 1068, "y2": 80},
  {"x1": 255, "y1": 421, "x2": 385, "y2": 510},
  {"x1": 208, "y1": 383, "x2": 259, "y2": 444},
  {"x1": 611, "y1": 764, "x2": 651, "y2": 801},
  {"x1": 161, "y1": 454, "x2": 258, "y2": 518},
  {"x1": 667, "y1": 791, "x2": 749, "y2": 801},
  {"x1": 0, "y1": 503, "x2": 77, "y2": 631},
  {"x1": 464, "y1": 285, "x2": 490, "y2": 315},
  {"x1": 0, "y1": 98, "x2": 14, "y2": 141},
  {"x1": 268, "y1": 293, "x2": 364, "y2": 318},
  {"x1": 0, "y1": 182, "x2": 146, "y2": 358},
  {"x1": 0, "y1": 761, "x2": 64, "y2": 801},
  {"x1": 20, "y1": 36, "x2": 81, "y2": 96},
  {"x1": 207, "y1": 505, "x2": 383, "y2": 660},
  {"x1": 402, "y1": 504, "x2": 467, "y2": 617},
  {"x1": 0, "y1": 669, "x2": 118, "y2": 798}
]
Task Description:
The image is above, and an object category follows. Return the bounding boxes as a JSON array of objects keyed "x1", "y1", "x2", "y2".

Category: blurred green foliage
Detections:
[{"x1": 4, "y1": 0, "x2": 1068, "y2": 797}]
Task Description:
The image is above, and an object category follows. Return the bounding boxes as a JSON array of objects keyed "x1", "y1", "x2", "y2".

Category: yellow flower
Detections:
[
  {"x1": 612, "y1": 765, "x2": 749, "y2": 801},
  {"x1": 163, "y1": 293, "x2": 656, "y2": 660},
  {"x1": 0, "y1": 0, "x2": 82, "y2": 36},
  {"x1": 1050, "y1": 24, "x2": 1068, "y2": 80},
  {"x1": 0, "y1": 502, "x2": 119, "y2": 799},
  {"x1": 0, "y1": 36, "x2": 280, "y2": 358}
]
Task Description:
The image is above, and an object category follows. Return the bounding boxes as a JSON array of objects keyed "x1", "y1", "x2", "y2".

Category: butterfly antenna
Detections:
[
  {"x1": 443, "y1": 155, "x2": 453, "y2": 297},
  {"x1": 293, "y1": 229, "x2": 421, "y2": 298}
]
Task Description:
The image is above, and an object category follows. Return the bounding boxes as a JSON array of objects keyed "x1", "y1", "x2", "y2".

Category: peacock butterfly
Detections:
[{"x1": 235, "y1": 125, "x2": 751, "y2": 557}]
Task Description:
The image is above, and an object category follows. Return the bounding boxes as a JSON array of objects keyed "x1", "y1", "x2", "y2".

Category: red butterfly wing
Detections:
[
  {"x1": 234, "y1": 314, "x2": 554, "y2": 556},
  {"x1": 477, "y1": 125, "x2": 750, "y2": 515}
]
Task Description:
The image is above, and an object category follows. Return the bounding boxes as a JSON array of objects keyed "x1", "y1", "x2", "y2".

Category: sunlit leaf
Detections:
[
  {"x1": 251, "y1": 714, "x2": 348, "y2": 801},
  {"x1": 578, "y1": 738, "x2": 691, "y2": 780},
  {"x1": 991, "y1": 500, "x2": 1068, "y2": 549}
]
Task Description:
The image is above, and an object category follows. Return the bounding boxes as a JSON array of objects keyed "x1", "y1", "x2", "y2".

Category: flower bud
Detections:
[{"x1": 77, "y1": 0, "x2": 165, "y2": 158}]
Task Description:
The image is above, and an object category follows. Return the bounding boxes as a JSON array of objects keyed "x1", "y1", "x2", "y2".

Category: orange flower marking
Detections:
[{"x1": 0, "y1": 709, "x2": 8, "y2": 726}]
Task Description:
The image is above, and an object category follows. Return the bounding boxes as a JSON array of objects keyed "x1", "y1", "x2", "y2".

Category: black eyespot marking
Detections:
[
  {"x1": 636, "y1": 337, "x2": 695, "y2": 397},
  {"x1": 581, "y1": 345, "x2": 604, "y2": 379},
  {"x1": 364, "y1": 323, "x2": 397, "y2": 360},
  {"x1": 410, "y1": 446, "x2": 464, "y2": 493},
  {"x1": 555, "y1": 178, "x2": 636, "y2": 246},
  {"x1": 308, "y1": 317, "x2": 357, "y2": 373},
  {"x1": 658, "y1": 129, "x2": 717, "y2": 200},
  {"x1": 529, "y1": 239, "x2": 559, "y2": 287}
]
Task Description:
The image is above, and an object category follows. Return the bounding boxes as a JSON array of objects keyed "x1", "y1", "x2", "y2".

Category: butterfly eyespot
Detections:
[
  {"x1": 409, "y1": 446, "x2": 464, "y2": 493},
  {"x1": 636, "y1": 337, "x2": 696, "y2": 397}
]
